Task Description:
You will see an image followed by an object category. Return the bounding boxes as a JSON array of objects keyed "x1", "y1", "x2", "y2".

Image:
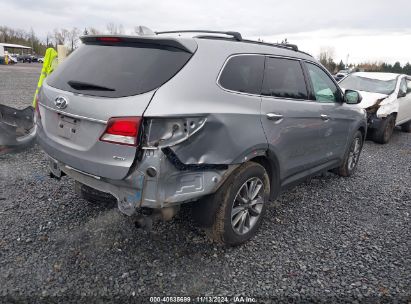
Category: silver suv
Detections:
[{"x1": 36, "y1": 31, "x2": 366, "y2": 246}]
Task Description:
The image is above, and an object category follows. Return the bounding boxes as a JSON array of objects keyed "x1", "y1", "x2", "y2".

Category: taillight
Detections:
[
  {"x1": 100, "y1": 117, "x2": 142, "y2": 146},
  {"x1": 97, "y1": 37, "x2": 122, "y2": 43}
]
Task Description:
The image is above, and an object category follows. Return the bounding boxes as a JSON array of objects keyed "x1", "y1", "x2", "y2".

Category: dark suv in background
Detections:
[{"x1": 36, "y1": 30, "x2": 366, "y2": 245}]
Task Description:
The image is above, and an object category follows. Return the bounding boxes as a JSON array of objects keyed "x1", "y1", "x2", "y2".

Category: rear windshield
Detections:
[
  {"x1": 47, "y1": 43, "x2": 192, "y2": 98},
  {"x1": 340, "y1": 75, "x2": 397, "y2": 95}
]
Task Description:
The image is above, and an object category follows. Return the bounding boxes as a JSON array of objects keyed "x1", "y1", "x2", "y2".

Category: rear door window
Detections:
[
  {"x1": 218, "y1": 55, "x2": 265, "y2": 95},
  {"x1": 261, "y1": 57, "x2": 308, "y2": 99},
  {"x1": 47, "y1": 43, "x2": 193, "y2": 98}
]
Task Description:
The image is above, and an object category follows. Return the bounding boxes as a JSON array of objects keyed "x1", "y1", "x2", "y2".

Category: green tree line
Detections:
[
  {"x1": 0, "y1": 26, "x2": 48, "y2": 55},
  {"x1": 318, "y1": 49, "x2": 411, "y2": 75}
]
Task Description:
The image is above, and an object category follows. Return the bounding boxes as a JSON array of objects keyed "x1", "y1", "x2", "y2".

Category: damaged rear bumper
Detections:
[
  {"x1": 0, "y1": 105, "x2": 36, "y2": 154},
  {"x1": 49, "y1": 147, "x2": 237, "y2": 216}
]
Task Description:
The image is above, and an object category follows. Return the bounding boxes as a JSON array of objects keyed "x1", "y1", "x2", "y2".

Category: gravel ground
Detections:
[
  {"x1": 0, "y1": 65, "x2": 410, "y2": 303},
  {"x1": 0, "y1": 63, "x2": 41, "y2": 109}
]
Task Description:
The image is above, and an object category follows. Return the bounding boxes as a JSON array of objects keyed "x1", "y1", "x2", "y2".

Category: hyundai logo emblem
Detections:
[{"x1": 54, "y1": 96, "x2": 68, "y2": 109}]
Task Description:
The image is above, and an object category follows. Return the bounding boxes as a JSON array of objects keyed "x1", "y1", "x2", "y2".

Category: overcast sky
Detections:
[{"x1": 1, "y1": 0, "x2": 411, "y2": 64}]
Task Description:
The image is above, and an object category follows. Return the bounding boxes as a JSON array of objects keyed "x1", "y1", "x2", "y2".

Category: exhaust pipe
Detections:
[{"x1": 134, "y1": 206, "x2": 180, "y2": 231}]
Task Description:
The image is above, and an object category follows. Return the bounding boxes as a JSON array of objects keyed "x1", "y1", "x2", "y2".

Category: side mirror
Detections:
[{"x1": 344, "y1": 90, "x2": 362, "y2": 104}]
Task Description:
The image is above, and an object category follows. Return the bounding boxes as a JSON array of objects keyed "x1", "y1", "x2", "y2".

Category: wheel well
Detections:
[
  {"x1": 392, "y1": 112, "x2": 398, "y2": 124},
  {"x1": 249, "y1": 155, "x2": 280, "y2": 201},
  {"x1": 358, "y1": 126, "x2": 366, "y2": 140}
]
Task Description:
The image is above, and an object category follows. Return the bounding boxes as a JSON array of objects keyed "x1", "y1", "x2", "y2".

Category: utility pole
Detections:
[{"x1": 346, "y1": 54, "x2": 349, "y2": 68}]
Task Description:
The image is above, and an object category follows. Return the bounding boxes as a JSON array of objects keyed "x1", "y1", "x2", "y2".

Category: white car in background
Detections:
[
  {"x1": 339, "y1": 72, "x2": 411, "y2": 143},
  {"x1": 334, "y1": 69, "x2": 350, "y2": 82}
]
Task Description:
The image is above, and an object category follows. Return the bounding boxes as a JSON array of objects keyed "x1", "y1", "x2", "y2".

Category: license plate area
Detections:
[{"x1": 57, "y1": 114, "x2": 79, "y2": 139}]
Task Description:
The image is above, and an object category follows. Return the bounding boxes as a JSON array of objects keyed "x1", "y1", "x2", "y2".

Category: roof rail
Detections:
[
  {"x1": 282, "y1": 43, "x2": 298, "y2": 51},
  {"x1": 241, "y1": 39, "x2": 299, "y2": 51},
  {"x1": 155, "y1": 30, "x2": 243, "y2": 41},
  {"x1": 155, "y1": 31, "x2": 305, "y2": 54}
]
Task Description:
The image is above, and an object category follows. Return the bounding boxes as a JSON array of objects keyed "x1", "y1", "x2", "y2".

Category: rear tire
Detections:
[
  {"x1": 193, "y1": 162, "x2": 270, "y2": 246},
  {"x1": 335, "y1": 130, "x2": 363, "y2": 177},
  {"x1": 372, "y1": 114, "x2": 396, "y2": 144},
  {"x1": 401, "y1": 120, "x2": 411, "y2": 133}
]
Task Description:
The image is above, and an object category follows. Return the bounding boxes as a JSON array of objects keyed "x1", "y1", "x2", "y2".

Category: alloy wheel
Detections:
[
  {"x1": 347, "y1": 137, "x2": 361, "y2": 171},
  {"x1": 231, "y1": 177, "x2": 265, "y2": 235}
]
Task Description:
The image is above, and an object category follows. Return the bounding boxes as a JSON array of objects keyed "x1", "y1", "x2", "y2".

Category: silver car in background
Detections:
[{"x1": 36, "y1": 31, "x2": 366, "y2": 245}]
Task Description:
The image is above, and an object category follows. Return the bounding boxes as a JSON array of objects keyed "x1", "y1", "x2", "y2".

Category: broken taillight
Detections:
[{"x1": 100, "y1": 117, "x2": 142, "y2": 146}]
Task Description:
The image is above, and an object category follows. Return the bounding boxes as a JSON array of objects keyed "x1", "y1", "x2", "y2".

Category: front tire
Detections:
[
  {"x1": 194, "y1": 162, "x2": 270, "y2": 246},
  {"x1": 335, "y1": 130, "x2": 363, "y2": 177},
  {"x1": 372, "y1": 114, "x2": 395, "y2": 144}
]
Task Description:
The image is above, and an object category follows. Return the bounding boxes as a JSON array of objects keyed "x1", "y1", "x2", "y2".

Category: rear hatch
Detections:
[{"x1": 37, "y1": 35, "x2": 196, "y2": 179}]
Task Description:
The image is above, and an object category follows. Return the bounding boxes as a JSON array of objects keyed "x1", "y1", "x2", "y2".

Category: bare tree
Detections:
[
  {"x1": 46, "y1": 32, "x2": 53, "y2": 47},
  {"x1": 56, "y1": 29, "x2": 63, "y2": 45},
  {"x1": 61, "y1": 28, "x2": 69, "y2": 44},
  {"x1": 53, "y1": 28, "x2": 68, "y2": 47},
  {"x1": 67, "y1": 27, "x2": 81, "y2": 51},
  {"x1": 106, "y1": 23, "x2": 124, "y2": 34},
  {"x1": 0, "y1": 26, "x2": 7, "y2": 42},
  {"x1": 29, "y1": 27, "x2": 35, "y2": 50},
  {"x1": 318, "y1": 46, "x2": 337, "y2": 73},
  {"x1": 106, "y1": 23, "x2": 117, "y2": 34},
  {"x1": 87, "y1": 27, "x2": 101, "y2": 35}
]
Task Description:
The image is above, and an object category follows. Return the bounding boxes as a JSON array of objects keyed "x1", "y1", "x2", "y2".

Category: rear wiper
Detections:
[{"x1": 68, "y1": 80, "x2": 115, "y2": 91}]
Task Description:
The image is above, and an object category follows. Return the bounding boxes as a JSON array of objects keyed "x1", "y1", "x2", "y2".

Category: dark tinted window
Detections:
[
  {"x1": 219, "y1": 55, "x2": 265, "y2": 95},
  {"x1": 306, "y1": 63, "x2": 341, "y2": 103},
  {"x1": 262, "y1": 57, "x2": 308, "y2": 99},
  {"x1": 47, "y1": 43, "x2": 192, "y2": 98}
]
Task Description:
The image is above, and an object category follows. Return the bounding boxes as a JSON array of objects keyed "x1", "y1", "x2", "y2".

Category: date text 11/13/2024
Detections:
[{"x1": 149, "y1": 296, "x2": 257, "y2": 303}]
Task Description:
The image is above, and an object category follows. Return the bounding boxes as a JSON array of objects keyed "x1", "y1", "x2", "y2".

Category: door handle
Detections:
[
  {"x1": 266, "y1": 113, "x2": 283, "y2": 120},
  {"x1": 320, "y1": 114, "x2": 329, "y2": 121}
]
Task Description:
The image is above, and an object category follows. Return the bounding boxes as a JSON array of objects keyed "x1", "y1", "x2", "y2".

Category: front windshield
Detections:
[{"x1": 340, "y1": 75, "x2": 397, "y2": 95}]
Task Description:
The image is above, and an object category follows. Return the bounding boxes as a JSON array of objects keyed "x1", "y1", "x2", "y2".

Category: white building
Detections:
[{"x1": 0, "y1": 43, "x2": 32, "y2": 64}]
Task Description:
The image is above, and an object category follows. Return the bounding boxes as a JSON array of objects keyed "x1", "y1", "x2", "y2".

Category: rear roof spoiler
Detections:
[
  {"x1": 156, "y1": 30, "x2": 243, "y2": 41},
  {"x1": 80, "y1": 35, "x2": 198, "y2": 53}
]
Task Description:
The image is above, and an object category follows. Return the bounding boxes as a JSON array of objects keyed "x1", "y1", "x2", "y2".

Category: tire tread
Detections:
[{"x1": 201, "y1": 162, "x2": 270, "y2": 246}]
